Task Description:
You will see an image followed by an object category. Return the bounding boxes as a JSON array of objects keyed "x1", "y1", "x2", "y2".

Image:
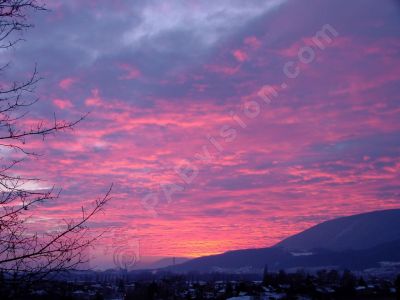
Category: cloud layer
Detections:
[{"x1": 2, "y1": 0, "x2": 400, "y2": 266}]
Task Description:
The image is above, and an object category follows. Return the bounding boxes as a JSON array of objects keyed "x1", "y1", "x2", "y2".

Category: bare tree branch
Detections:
[{"x1": 0, "y1": 1, "x2": 112, "y2": 292}]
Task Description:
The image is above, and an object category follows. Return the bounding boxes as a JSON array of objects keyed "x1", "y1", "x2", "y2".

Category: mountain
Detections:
[
  {"x1": 276, "y1": 209, "x2": 400, "y2": 251},
  {"x1": 134, "y1": 257, "x2": 189, "y2": 270},
  {"x1": 167, "y1": 247, "x2": 289, "y2": 273},
  {"x1": 167, "y1": 209, "x2": 400, "y2": 273}
]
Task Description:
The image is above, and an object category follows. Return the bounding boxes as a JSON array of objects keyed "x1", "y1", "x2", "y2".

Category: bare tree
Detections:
[{"x1": 0, "y1": 0, "x2": 111, "y2": 288}]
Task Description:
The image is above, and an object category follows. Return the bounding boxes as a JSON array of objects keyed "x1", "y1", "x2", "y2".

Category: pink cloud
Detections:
[
  {"x1": 118, "y1": 63, "x2": 141, "y2": 80},
  {"x1": 276, "y1": 37, "x2": 351, "y2": 58},
  {"x1": 59, "y1": 77, "x2": 77, "y2": 90},
  {"x1": 205, "y1": 64, "x2": 240, "y2": 75},
  {"x1": 232, "y1": 49, "x2": 249, "y2": 62},
  {"x1": 85, "y1": 89, "x2": 103, "y2": 106},
  {"x1": 244, "y1": 36, "x2": 262, "y2": 49},
  {"x1": 53, "y1": 98, "x2": 73, "y2": 109}
]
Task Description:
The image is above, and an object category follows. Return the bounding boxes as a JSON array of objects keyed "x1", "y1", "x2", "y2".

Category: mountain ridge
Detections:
[
  {"x1": 166, "y1": 209, "x2": 400, "y2": 273},
  {"x1": 275, "y1": 209, "x2": 400, "y2": 251}
]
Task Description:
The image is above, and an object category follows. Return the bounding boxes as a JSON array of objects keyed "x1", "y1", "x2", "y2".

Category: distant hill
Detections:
[
  {"x1": 134, "y1": 257, "x2": 189, "y2": 270},
  {"x1": 167, "y1": 247, "x2": 289, "y2": 273},
  {"x1": 167, "y1": 209, "x2": 400, "y2": 273},
  {"x1": 275, "y1": 209, "x2": 400, "y2": 251}
]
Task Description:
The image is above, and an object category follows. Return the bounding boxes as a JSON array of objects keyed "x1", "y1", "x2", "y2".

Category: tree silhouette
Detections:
[
  {"x1": 0, "y1": 0, "x2": 111, "y2": 290},
  {"x1": 395, "y1": 274, "x2": 400, "y2": 300}
]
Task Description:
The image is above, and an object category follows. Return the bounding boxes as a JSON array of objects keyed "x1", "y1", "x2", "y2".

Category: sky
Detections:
[{"x1": 2, "y1": 0, "x2": 400, "y2": 268}]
